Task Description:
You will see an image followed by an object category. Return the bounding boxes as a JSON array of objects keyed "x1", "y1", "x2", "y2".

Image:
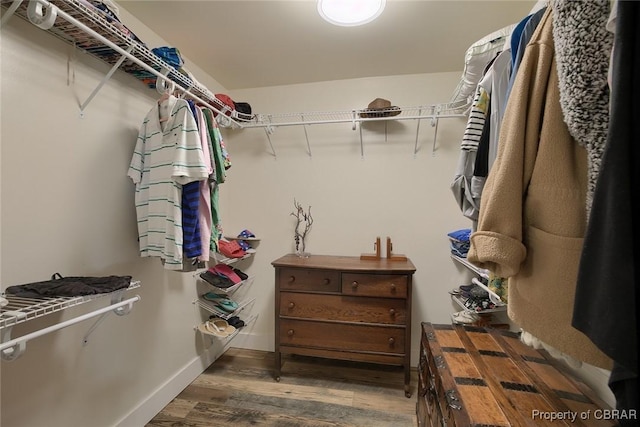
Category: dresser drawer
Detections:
[
  {"x1": 279, "y1": 292, "x2": 407, "y2": 325},
  {"x1": 280, "y1": 319, "x2": 405, "y2": 354},
  {"x1": 342, "y1": 273, "x2": 407, "y2": 298},
  {"x1": 278, "y1": 268, "x2": 340, "y2": 292}
]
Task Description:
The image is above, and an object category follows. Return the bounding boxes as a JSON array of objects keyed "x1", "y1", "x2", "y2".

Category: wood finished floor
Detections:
[{"x1": 147, "y1": 347, "x2": 418, "y2": 427}]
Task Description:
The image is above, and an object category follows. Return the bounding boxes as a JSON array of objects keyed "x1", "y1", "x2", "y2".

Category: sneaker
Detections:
[{"x1": 451, "y1": 310, "x2": 480, "y2": 324}]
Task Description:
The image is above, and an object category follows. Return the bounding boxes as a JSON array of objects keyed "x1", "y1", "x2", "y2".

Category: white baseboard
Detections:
[{"x1": 114, "y1": 344, "x2": 224, "y2": 427}]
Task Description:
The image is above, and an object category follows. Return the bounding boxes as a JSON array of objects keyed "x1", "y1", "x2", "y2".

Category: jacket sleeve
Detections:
[{"x1": 467, "y1": 38, "x2": 554, "y2": 278}]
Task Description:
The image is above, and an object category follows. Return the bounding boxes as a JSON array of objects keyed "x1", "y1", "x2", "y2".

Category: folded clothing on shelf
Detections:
[
  {"x1": 447, "y1": 228, "x2": 471, "y2": 242},
  {"x1": 447, "y1": 228, "x2": 471, "y2": 257},
  {"x1": 151, "y1": 46, "x2": 184, "y2": 69}
]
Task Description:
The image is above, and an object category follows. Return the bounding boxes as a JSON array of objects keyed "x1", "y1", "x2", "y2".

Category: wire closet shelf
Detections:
[
  {"x1": 1, "y1": 0, "x2": 469, "y2": 132},
  {"x1": 0, "y1": 281, "x2": 141, "y2": 361}
]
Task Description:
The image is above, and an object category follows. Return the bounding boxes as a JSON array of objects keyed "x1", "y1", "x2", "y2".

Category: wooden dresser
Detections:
[
  {"x1": 418, "y1": 323, "x2": 616, "y2": 427},
  {"x1": 272, "y1": 254, "x2": 416, "y2": 397}
]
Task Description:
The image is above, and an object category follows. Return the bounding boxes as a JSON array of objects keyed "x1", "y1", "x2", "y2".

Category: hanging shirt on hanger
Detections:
[
  {"x1": 181, "y1": 100, "x2": 203, "y2": 261},
  {"x1": 128, "y1": 95, "x2": 208, "y2": 270},
  {"x1": 195, "y1": 106, "x2": 214, "y2": 261},
  {"x1": 451, "y1": 55, "x2": 497, "y2": 224},
  {"x1": 504, "y1": 7, "x2": 547, "y2": 109}
]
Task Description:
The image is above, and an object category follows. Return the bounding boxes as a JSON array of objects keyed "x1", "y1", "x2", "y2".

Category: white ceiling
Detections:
[{"x1": 119, "y1": 1, "x2": 536, "y2": 90}]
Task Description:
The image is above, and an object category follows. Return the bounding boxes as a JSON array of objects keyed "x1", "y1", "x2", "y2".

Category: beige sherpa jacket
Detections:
[{"x1": 467, "y1": 8, "x2": 612, "y2": 370}]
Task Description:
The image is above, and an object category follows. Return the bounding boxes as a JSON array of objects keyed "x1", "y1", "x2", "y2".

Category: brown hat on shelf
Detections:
[{"x1": 359, "y1": 98, "x2": 401, "y2": 118}]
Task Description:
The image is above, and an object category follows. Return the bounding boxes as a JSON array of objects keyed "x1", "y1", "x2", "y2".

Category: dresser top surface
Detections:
[{"x1": 271, "y1": 254, "x2": 415, "y2": 273}]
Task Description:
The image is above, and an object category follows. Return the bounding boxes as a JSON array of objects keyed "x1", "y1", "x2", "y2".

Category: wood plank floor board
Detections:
[
  {"x1": 191, "y1": 374, "x2": 356, "y2": 406},
  {"x1": 186, "y1": 401, "x2": 349, "y2": 427},
  {"x1": 171, "y1": 385, "x2": 231, "y2": 404},
  {"x1": 147, "y1": 348, "x2": 417, "y2": 427},
  {"x1": 155, "y1": 398, "x2": 200, "y2": 419}
]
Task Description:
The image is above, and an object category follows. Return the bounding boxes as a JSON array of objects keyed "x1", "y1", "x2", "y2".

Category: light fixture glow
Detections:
[{"x1": 317, "y1": 0, "x2": 386, "y2": 27}]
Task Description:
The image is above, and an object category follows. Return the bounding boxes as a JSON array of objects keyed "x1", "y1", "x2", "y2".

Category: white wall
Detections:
[{"x1": 0, "y1": 10, "x2": 231, "y2": 427}]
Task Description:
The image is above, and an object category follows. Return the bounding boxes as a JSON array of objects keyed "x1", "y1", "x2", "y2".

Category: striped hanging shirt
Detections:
[{"x1": 128, "y1": 96, "x2": 208, "y2": 270}]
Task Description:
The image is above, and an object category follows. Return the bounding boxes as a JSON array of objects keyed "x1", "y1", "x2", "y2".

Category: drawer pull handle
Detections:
[
  {"x1": 351, "y1": 281, "x2": 358, "y2": 289},
  {"x1": 288, "y1": 276, "x2": 296, "y2": 283},
  {"x1": 389, "y1": 308, "x2": 396, "y2": 316},
  {"x1": 323, "y1": 278, "x2": 330, "y2": 285},
  {"x1": 390, "y1": 283, "x2": 396, "y2": 291},
  {"x1": 287, "y1": 329, "x2": 294, "y2": 337},
  {"x1": 288, "y1": 302, "x2": 295, "y2": 309},
  {"x1": 388, "y1": 337, "x2": 395, "y2": 346}
]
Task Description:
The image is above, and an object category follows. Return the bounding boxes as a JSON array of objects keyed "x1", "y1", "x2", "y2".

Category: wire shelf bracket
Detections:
[{"x1": 78, "y1": 44, "x2": 135, "y2": 117}]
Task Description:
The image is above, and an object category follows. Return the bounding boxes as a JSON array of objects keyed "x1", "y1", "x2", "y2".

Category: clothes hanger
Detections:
[{"x1": 157, "y1": 79, "x2": 175, "y2": 123}]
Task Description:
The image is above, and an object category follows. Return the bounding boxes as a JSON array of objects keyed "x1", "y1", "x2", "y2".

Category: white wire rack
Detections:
[
  {"x1": 195, "y1": 296, "x2": 257, "y2": 322},
  {"x1": 194, "y1": 282, "x2": 258, "y2": 342},
  {"x1": 0, "y1": 280, "x2": 141, "y2": 361},
  {"x1": 243, "y1": 102, "x2": 469, "y2": 129},
  {"x1": 1, "y1": 0, "x2": 469, "y2": 156},
  {"x1": 0, "y1": 0, "x2": 239, "y2": 120},
  {"x1": 451, "y1": 254, "x2": 490, "y2": 280}
]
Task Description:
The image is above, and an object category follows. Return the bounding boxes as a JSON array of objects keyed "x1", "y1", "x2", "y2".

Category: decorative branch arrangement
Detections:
[{"x1": 291, "y1": 199, "x2": 313, "y2": 257}]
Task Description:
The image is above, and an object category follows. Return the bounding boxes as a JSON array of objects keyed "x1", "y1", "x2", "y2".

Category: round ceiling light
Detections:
[{"x1": 317, "y1": 0, "x2": 386, "y2": 27}]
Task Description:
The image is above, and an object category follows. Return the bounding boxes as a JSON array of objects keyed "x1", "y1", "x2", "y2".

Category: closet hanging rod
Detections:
[
  {"x1": 0, "y1": 295, "x2": 140, "y2": 360},
  {"x1": 242, "y1": 111, "x2": 465, "y2": 129},
  {"x1": 13, "y1": 0, "x2": 239, "y2": 126}
]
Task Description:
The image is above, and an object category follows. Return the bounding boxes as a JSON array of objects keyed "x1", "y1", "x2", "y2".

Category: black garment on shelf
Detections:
[{"x1": 5, "y1": 273, "x2": 132, "y2": 298}]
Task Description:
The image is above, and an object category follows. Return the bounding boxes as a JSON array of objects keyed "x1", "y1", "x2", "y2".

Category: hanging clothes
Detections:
[
  {"x1": 452, "y1": 42, "x2": 511, "y2": 225},
  {"x1": 194, "y1": 106, "x2": 215, "y2": 261},
  {"x1": 466, "y1": 7, "x2": 612, "y2": 370},
  {"x1": 201, "y1": 108, "x2": 227, "y2": 253},
  {"x1": 573, "y1": 0, "x2": 639, "y2": 418},
  {"x1": 182, "y1": 99, "x2": 203, "y2": 261},
  {"x1": 471, "y1": 48, "x2": 512, "y2": 195},
  {"x1": 128, "y1": 95, "x2": 208, "y2": 270},
  {"x1": 504, "y1": 7, "x2": 547, "y2": 108},
  {"x1": 551, "y1": 0, "x2": 613, "y2": 213},
  {"x1": 450, "y1": 83, "x2": 490, "y2": 224}
]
